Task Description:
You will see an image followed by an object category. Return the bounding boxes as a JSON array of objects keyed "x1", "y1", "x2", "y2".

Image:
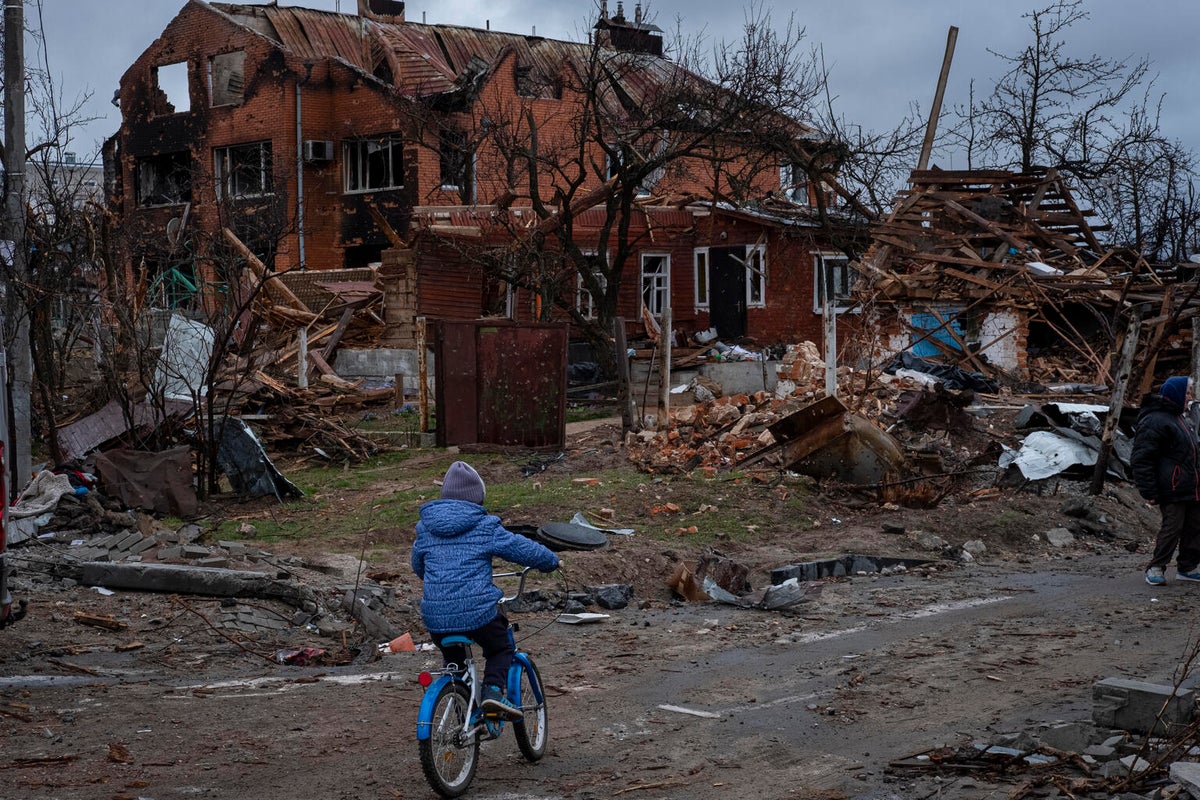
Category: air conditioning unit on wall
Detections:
[{"x1": 303, "y1": 140, "x2": 334, "y2": 162}]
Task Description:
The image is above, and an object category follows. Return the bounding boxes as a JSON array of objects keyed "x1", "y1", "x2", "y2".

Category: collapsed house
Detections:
[{"x1": 852, "y1": 167, "x2": 1195, "y2": 391}]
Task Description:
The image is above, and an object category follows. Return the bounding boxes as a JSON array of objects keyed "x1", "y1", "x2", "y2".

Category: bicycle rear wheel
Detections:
[
  {"x1": 418, "y1": 682, "x2": 479, "y2": 797},
  {"x1": 512, "y1": 657, "x2": 548, "y2": 761}
]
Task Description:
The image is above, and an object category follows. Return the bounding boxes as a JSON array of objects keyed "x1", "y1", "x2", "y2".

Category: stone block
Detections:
[
  {"x1": 156, "y1": 545, "x2": 183, "y2": 561},
  {"x1": 129, "y1": 536, "x2": 158, "y2": 556},
  {"x1": 1039, "y1": 721, "x2": 1097, "y2": 753},
  {"x1": 1169, "y1": 761, "x2": 1200, "y2": 799},
  {"x1": 1093, "y1": 678, "x2": 1195, "y2": 735},
  {"x1": 182, "y1": 545, "x2": 211, "y2": 559},
  {"x1": 111, "y1": 530, "x2": 142, "y2": 552},
  {"x1": 198, "y1": 557, "x2": 229, "y2": 569}
]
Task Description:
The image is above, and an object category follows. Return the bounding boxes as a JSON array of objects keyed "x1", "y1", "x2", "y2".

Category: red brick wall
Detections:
[{"x1": 116, "y1": 3, "x2": 836, "y2": 347}]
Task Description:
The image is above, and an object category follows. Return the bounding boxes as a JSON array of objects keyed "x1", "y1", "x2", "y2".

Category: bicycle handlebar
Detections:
[{"x1": 494, "y1": 565, "x2": 535, "y2": 604}]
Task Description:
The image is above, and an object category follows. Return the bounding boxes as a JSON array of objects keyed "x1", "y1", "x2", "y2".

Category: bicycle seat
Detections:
[{"x1": 440, "y1": 635, "x2": 474, "y2": 646}]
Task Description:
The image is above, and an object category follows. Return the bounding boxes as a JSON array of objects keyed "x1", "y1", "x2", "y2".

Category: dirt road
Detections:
[{"x1": 3, "y1": 549, "x2": 1192, "y2": 800}]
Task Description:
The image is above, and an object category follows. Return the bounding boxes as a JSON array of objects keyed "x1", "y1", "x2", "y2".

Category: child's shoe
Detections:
[
  {"x1": 481, "y1": 684, "x2": 523, "y2": 721},
  {"x1": 1146, "y1": 566, "x2": 1166, "y2": 585}
]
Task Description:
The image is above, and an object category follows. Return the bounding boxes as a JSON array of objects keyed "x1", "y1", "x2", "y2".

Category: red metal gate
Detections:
[{"x1": 433, "y1": 320, "x2": 567, "y2": 449}]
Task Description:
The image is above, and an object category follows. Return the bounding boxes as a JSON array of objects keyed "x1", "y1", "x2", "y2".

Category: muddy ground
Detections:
[{"x1": 2, "y1": 417, "x2": 1195, "y2": 800}]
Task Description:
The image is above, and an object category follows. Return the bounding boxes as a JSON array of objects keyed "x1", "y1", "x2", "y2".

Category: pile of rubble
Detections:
[{"x1": 890, "y1": 677, "x2": 1200, "y2": 799}]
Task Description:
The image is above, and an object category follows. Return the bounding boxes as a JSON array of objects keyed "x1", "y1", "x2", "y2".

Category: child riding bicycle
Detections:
[{"x1": 411, "y1": 461, "x2": 559, "y2": 721}]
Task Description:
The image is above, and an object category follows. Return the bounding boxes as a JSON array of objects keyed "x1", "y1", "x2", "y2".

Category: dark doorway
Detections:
[{"x1": 709, "y1": 246, "x2": 746, "y2": 339}]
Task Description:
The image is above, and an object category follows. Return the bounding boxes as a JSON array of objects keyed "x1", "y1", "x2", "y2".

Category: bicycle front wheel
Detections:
[
  {"x1": 418, "y1": 682, "x2": 479, "y2": 797},
  {"x1": 512, "y1": 656, "x2": 548, "y2": 761}
]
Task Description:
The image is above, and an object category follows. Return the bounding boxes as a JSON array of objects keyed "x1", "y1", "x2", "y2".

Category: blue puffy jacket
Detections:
[{"x1": 411, "y1": 499, "x2": 559, "y2": 633}]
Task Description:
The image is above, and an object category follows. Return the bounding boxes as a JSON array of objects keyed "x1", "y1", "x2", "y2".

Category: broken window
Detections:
[
  {"x1": 439, "y1": 129, "x2": 475, "y2": 201},
  {"x1": 746, "y1": 244, "x2": 766, "y2": 308},
  {"x1": 640, "y1": 253, "x2": 670, "y2": 316},
  {"x1": 813, "y1": 252, "x2": 858, "y2": 314},
  {"x1": 694, "y1": 248, "x2": 709, "y2": 309},
  {"x1": 214, "y1": 141, "x2": 273, "y2": 199},
  {"x1": 780, "y1": 161, "x2": 808, "y2": 204},
  {"x1": 136, "y1": 152, "x2": 192, "y2": 207},
  {"x1": 515, "y1": 65, "x2": 562, "y2": 99},
  {"x1": 344, "y1": 135, "x2": 404, "y2": 193},
  {"x1": 575, "y1": 252, "x2": 608, "y2": 319},
  {"x1": 208, "y1": 51, "x2": 246, "y2": 106},
  {"x1": 153, "y1": 61, "x2": 191, "y2": 114}
]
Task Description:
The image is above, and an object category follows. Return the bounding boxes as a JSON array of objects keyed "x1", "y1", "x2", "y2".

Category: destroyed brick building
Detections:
[
  {"x1": 110, "y1": 0, "x2": 864, "y2": 350},
  {"x1": 852, "y1": 167, "x2": 1194, "y2": 390}
]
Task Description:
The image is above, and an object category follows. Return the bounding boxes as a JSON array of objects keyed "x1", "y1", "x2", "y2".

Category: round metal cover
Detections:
[{"x1": 536, "y1": 522, "x2": 609, "y2": 551}]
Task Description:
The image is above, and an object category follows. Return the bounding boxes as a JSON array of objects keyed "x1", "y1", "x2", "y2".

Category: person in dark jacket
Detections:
[
  {"x1": 411, "y1": 460, "x2": 559, "y2": 719},
  {"x1": 1131, "y1": 376, "x2": 1200, "y2": 585}
]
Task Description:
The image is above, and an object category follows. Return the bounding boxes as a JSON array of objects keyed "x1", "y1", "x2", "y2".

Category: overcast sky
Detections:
[{"x1": 32, "y1": 0, "x2": 1200, "y2": 170}]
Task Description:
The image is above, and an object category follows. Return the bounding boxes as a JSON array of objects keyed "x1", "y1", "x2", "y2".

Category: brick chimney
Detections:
[{"x1": 594, "y1": 0, "x2": 663, "y2": 56}]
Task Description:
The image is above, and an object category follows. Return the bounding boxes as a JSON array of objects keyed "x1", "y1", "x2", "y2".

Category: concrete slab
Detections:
[{"x1": 1093, "y1": 677, "x2": 1194, "y2": 735}]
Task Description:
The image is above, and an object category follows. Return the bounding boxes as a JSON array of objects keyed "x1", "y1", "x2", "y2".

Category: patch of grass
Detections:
[{"x1": 566, "y1": 404, "x2": 617, "y2": 424}]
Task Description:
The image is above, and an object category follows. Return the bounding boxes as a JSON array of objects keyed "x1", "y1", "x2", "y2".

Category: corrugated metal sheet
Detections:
[{"x1": 208, "y1": 2, "x2": 706, "y2": 112}]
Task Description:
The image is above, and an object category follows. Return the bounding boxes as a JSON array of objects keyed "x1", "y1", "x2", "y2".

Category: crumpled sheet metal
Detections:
[
  {"x1": 768, "y1": 396, "x2": 906, "y2": 485},
  {"x1": 1000, "y1": 430, "x2": 1098, "y2": 481}
]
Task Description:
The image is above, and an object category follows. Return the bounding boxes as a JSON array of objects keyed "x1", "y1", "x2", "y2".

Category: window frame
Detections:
[
  {"x1": 779, "y1": 161, "x2": 809, "y2": 204},
  {"x1": 693, "y1": 247, "x2": 709, "y2": 309},
  {"x1": 135, "y1": 151, "x2": 193, "y2": 208},
  {"x1": 640, "y1": 252, "x2": 671, "y2": 316},
  {"x1": 574, "y1": 251, "x2": 609, "y2": 320},
  {"x1": 343, "y1": 134, "x2": 405, "y2": 194},
  {"x1": 745, "y1": 244, "x2": 767, "y2": 308},
  {"x1": 812, "y1": 251, "x2": 859, "y2": 314},
  {"x1": 439, "y1": 128, "x2": 474, "y2": 197},
  {"x1": 213, "y1": 140, "x2": 273, "y2": 200}
]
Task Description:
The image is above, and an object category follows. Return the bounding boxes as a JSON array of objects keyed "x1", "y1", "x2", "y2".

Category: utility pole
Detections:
[{"x1": 4, "y1": 0, "x2": 32, "y2": 495}]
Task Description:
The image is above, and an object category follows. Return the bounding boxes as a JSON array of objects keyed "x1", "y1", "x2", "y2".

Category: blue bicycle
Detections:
[{"x1": 416, "y1": 567, "x2": 549, "y2": 797}]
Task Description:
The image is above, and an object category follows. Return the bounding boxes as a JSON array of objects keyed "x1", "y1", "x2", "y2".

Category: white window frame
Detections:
[
  {"x1": 343, "y1": 134, "x2": 404, "y2": 194},
  {"x1": 640, "y1": 252, "x2": 670, "y2": 316},
  {"x1": 606, "y1": 147, "x2": 652, "y2": 198},
  {"x1": 693, "y1": 247, "x2": 709, "y2": 309},
  {"x1": 575, "y1": 251, "x2": 608, "y2": 319},
  {"x1": 745, "y1": 244, "x2": 766, "y2": 308},
  {"x1": 779, "y1": 161, "x2": 808, "y2": 204},
  {"x1": 813, "y1": 252, "x2": 859, "y2": 314},
  {"x1": 214, "y1": 141, "x2": 272, "y2": 199}
]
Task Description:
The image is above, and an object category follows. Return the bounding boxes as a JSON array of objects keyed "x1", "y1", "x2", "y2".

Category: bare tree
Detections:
[
  {"x1": 953, "y1": 0, "x2": 1150, "y2": 177},
  {"x1": 410, "y1": 6, "x2": 907, "y2": 378}
]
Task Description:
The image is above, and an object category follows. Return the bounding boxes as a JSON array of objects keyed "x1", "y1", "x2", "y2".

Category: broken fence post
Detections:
[{"x1": 1089, "y1": 304, "x2": 1143, "y2": 495}]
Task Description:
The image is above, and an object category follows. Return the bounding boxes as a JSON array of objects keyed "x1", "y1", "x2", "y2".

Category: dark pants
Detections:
[
  {"x1": 1149, "y1": 501, "x2": 1200, "y2": 572},
  {"x1": 432, "y1": 611, "x2": 513, "y2": 690}
]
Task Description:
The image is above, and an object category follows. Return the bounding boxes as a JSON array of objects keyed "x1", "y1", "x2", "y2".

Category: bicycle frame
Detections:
[{"x1": 416, "y1": 568, "x2": 538, "y2": 743}]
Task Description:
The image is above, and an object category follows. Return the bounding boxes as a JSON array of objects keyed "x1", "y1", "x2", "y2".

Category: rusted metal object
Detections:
[
  {"x1": 748, "y1": 395, "x2": 906, "y2": 485},
  {"x1": 433, "y1": 320, "x2": 567, "y2": 449}
]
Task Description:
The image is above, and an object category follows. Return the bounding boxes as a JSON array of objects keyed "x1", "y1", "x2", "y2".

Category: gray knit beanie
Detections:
[{"x1": 441, "y1": 461, "x2": 485, "y2": 505}]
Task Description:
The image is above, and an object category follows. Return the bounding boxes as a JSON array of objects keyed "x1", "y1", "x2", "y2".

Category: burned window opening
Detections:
[
  {"x1": 214, "y1": 141, "x2": 273, "y2": 199},
  {"x1": 208, "y1": 51, "x2": 246, "y2": 106},
  {"x1": 439, "y1": 129, "x2": 474, "y2": 201},
  {"x1": 153, "y1": 61, "x2": 191, "y2": 114},
  {"x1": 344, "y1": 135, "x2": 404, "y2": 193},
  {"x1": 515, "y1": 65, "x2": 562, "y2": 99},
  {"x1": 137, "y1": 152, "x2": 193, "y2": 207},
  {"x1": 1027, "y1": 304, "x2": 1108, "y2": 358}
]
